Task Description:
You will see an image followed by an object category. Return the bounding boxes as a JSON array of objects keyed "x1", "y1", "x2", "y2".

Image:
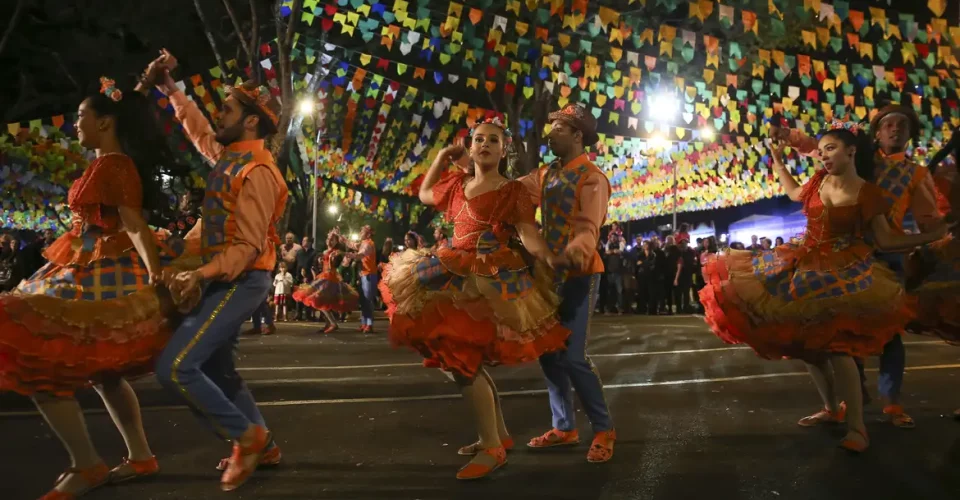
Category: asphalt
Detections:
[{"x1": 5, "y1": 315, "x2": 960, "y2": 500}]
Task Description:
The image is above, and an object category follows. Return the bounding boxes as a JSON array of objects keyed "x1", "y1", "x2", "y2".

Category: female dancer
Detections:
[
  {"x1": 379, "y1": 118, "x2": 569, "y2": 480},
  {"x1": 292, "y1": 230, "x2": 360, "y2": 333},
  {"x1": 700, "y1": 125, "x2": 947, "y2": 453},
  {"x1": 0, "y1": 78, "x2": 185, "y2": 498}
]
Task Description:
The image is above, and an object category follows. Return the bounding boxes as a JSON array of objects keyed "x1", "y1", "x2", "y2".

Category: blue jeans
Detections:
[
  {"x1": 359, "y1": 274, "x2": 378, "y2": 327},
  {"x1": 539, "y1": 273, "x2": 614, "y2": 433},
  {"x1": 856, "y1": 334, "x2": 905, "y2": 403},
  {"x1": 252, "y1": 297, "x2": 274, "y2": 330},
  {"x1": 155, "y1": 271, "x2": 271, "y2": 440},
  {"x1": 606, "y1": 273, "x2": 623, "y2": 312}
]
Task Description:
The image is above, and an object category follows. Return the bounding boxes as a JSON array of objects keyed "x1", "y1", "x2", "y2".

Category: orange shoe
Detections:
[
  {"x1": 322, "y1": 324, "x2": 339, "y2": 334},
  {"x1": 527, "y1": 428, "x2": 580, "y2": 448},
  {"x1": 39, "y1": 463, "x2": 109, "y2": 500},
  {"x1": 261, "y1": 324, "x2": 277, "y2": 335},
  {"x1": 220, "y1": 426, "x2": 271, "y2": 492},
  {"x1": 455, "y1": 446, "x2": 507, "y2": 480},
  {"x1": 586, "y1": 430, "x2": 616, "y2": 463},
  {"x1": 882, "y1": 404, "x2": 916, "y2": 429},
  {"x1": 458, "y1": 436, "x2": 515, "y2": 456},
  {"x1": 797, "y1": 402, "x2": 847, "y2": 427},
  {"x1": 108, "y1": 456, "x2": 159, "y2": 484},
  {"x1": 839, "y1": 428, "x2": 869, "y2": 453},
  {"x1": 217, "y1": 444, "x2": 282, "y2": 471}
]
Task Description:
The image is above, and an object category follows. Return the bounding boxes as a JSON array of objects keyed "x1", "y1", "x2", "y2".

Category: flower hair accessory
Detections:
[
  {"x1": 99, "y1": 77, "x2": 123, "y2": 102},
  {"x1": 470, "y1": 115, "x2": 513, "y2": 143},
  {"x1": 828, "y1": 117, "x2": 862, "y2": 135}
]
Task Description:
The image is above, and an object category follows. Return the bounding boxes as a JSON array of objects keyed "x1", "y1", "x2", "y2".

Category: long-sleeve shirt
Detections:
[
  {"x1": 519, "y1": 156, "x2": 611, "y2": 269},
  {"x1": 170, "y1": 91, "x2": 280, "y2": 282}
]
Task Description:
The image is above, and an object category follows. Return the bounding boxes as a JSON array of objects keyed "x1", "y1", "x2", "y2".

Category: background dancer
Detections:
[
  {"x1": 0, "y1": 76, "x2": 185, "y2": 499},
  {"x1": 343, "y1": 226, "x2": 379, "y2": 333},
  {"x1": 144, "y1": 50, "x2": 286, "y2": 492},
  {"x1": 518, "y1": 103, "x2": 617, "y2": 464},
  {"x1": 772, "y1": 105, "x2": 940, "y2": 429},
  {"x1": 292, "y1": 230, "x2": 360, "y2": 333},
  {"x1": 701, "y1": 127, "x2": 946, "y2": 453},
  {"x1": 380, "y1": 118, "x2": 569, "y2": 480}
]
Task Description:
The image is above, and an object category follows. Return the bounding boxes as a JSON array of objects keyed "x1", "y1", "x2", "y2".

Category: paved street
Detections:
[{"x1": 5, "y1": 314, "x2": 960, "y2": 500}]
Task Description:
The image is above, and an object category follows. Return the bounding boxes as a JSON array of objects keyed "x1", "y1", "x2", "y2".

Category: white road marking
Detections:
[
  {"x1": 2, "y1": 363, "x2": 958, "y2": 418},
  {"x1": 233, "y1": 340, "x2": 949, "y2": 371}
]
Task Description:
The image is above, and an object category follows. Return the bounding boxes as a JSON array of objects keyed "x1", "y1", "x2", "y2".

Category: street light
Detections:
[
  {"x1": 298, "y1": 98, "x2": 315, "y2": 116},
  {"x1": 648, "y1": 92, "x2": 680, "y2": 122},
  {"x1": 700, "y1": 127, "x2": 715, "y2": 141},
  {"x1": 327, "y1": 205, "x2": 338, "y2": 215},
  {"x1": 299, "y1": 96, "x2": 322, "y2": 243},
  {"x1": 350, "y1": 232, "x2": 360, "y2": 241}
]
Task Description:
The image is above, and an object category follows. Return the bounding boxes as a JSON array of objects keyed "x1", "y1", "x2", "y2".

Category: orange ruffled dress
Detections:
[
  {"x1": 292, "y1": 248, "x2": 360, "y2": 312},
  {"x1": 378, "y1": 172, "x2": 569, "y2": 378},
  {"x1": 0, "y1": 154, "x2": 183, "y2": 397},
  {"x1": 699, "y1": 171, "x2": 915, "y2": 361}
]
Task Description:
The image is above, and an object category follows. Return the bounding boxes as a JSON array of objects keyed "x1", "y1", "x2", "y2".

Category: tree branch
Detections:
[
  {"x1": 0, "y1": 0, "x2": 30, "y2": 57},
  {"x1": 193, "y1": 0, "x2": 230, "y2": 78},
  {"x1": 51, "y1": 51, "x2": 80, "y2": 92},
  {"x1": 249, "y1": 0, "x2": 260, "y2": 83},
  {"x1": 221, "y1": 0, "x2": 253, "y2": 67}
]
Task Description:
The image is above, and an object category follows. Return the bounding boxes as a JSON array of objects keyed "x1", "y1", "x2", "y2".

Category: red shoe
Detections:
[
  {"x1": 220, "y1": 426, "x2": 271, "y2": 492},
  {"x1": 108, "y1": 456, "x2": 159, "y2": 484},
  {"x1": 797, "y1": 402, "x2": 847, "y2": 427},
  {"x1": 261, "y1": 324, "x2": 277, "y2": 335},
  {"x1": 39, "y1": 463, "x2": 109, "y2": 500},
  {"x1": 882, "y1": 404, "x2": 916, "y2": 429},
  {"x1": 322, "y1": 324, "x2": 339, "y2": 334},
  {"x1": 527, "y1": 428, "x2": 580, "y2": 448},
  {"x1": 586, "y1": 430, "x2": 616, "y2": 463},
  {"x1": 359, "y1": 325, "x2": 370, "y2": 333},
  {"x1": 455, "y1": 446, "x2": 507, "y2": 480},
  {"x1": 217, "y1": 444, "x2": 282, "y2": 471},
  {"x1": 839, "y1": 428, "x2": 869, "y2": 453},
  {"x1": 458, "y1": 436, "x2": 515, "y2": 456}
]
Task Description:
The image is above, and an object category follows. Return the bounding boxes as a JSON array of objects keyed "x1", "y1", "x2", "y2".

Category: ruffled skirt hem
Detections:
[{"x1": 0, "y1": 287, "x2": 173, "y2": 397}]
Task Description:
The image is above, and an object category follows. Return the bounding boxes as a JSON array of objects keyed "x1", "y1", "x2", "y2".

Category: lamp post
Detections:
[{"x1": 299, "y1": 98, "x2": 322, "y2": 243}]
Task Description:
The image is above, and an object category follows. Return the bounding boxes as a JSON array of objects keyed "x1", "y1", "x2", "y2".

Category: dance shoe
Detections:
[{"x1": 39, "y1": 463, "x2": 109, "y2": 500}]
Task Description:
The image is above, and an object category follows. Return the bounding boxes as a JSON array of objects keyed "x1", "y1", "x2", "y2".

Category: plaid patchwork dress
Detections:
[
  {"x1": 378, "y1": 172, "x2": 569, "y2": 378},
  {"x1": 699, "y1": 171, "x2": 914, "y2": 361},
  {"x1": 0, "y1": 154, "x2": 184, "y2": 396},
  {"x1": 292, "y1": 249, "x2": 359, "y2": 313}
]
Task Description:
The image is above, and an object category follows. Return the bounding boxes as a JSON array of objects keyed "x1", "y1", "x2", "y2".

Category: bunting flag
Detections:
[{"x1": 10, "y1": 0, "x2": 960, "y2": 225}]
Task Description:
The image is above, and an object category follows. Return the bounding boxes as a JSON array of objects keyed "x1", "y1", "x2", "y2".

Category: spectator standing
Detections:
[
  {"x1": 662, "y1": 236, "x2": 681, "y2": 314},
  {"x1": 675, "y1": 239, "x2": 697, "y2": 314},
  {"x1": 279, "y1": 232, "x2": 303, "y2": 275},
  {"x1": 273, "y1": 261, "x2": 294, "y2": 322},
  {"x1": 748, "y1": 235, "x2": 761, "y2": 251},
  {"x1": 295, "y1": 237, "x2": 317, "y2": 320},
  {"x1": 603, "y1": 232, "x2": 626, "y2": 314}
]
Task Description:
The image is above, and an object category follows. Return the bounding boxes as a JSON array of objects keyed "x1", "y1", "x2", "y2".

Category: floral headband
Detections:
[
  {"x1": 100, "y1": 77, "x2": 123, "y2": 102},
  {"x1": 470, "y1": 116, "x2": 513, "y2": 143},
  {"x1": 828, "y1": 117, "x2": 863, "y2": 136}
]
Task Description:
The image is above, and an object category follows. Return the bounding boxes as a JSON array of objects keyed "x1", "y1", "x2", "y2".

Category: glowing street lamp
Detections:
[
  {"x1": 350, "y1": 233, "x2": 360, "y2": 241},
  {"x1": 298, "y1": 98, "x2": 316, "y2": 116},
  {"x1": 327, "y1": 205, "x2": 339, "y2": 215},
  {"x1": 648, "y1": 92, "x2": 680, "y2": 122},
  {"x1": 700, "y1": 127, "x2": 715, "y2": 141}
]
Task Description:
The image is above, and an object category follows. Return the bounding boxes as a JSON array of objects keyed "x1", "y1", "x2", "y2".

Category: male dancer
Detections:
[
  {"x1": 346, "y1": 225, "x2": 378, "y2": 332},
  {"x1": 773, "y1": 104, "x2": 941, "y2": 429},
  {"x1": 145, "y1": 50, "x2": 287, "y2": 491},
  {"x1": 519, "y1": 103, "x2": 616, "y2": 462}
]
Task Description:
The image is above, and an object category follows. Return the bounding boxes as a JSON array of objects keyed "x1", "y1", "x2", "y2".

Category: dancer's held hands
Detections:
[
  {"x1": 769, "y1": 126, "x2": 791, "y2": 142},
  {"x1": 768, "y1": 140, "x2": 786, "y2": 166}
]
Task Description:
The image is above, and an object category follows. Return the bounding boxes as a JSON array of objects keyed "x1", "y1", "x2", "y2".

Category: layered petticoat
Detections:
[
  {"x1": 292, "y1": 271, "x2": 360, "y2": 313},
  {"x1": 699, "y1": 239, "x2": 915, "y2": 362},
  {"x1": 379, "y1": 242, "x2": 569, "y2": 378},
  {"x1": 0, "y1": 234, "x2": 194, "y2": 397}
]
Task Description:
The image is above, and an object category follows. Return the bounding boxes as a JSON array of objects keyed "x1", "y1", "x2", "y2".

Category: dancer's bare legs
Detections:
[
  {"x1": 33, "y1": 394, "x2": 105, "y2": 493},
  {"x1": 454, "y1": 369, "x2": 504, "y2": 473},
  {"x1": 94, "y1": 377, "x2": 154, "y2": 461},
  {"x1": 832, "y1": 354, "x2": 868, "y2": 448}
]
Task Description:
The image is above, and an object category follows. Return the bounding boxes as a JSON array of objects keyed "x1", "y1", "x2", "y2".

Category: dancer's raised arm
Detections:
[{"x1": 770, "y1": 140, "x2": 802, "y2": 202}]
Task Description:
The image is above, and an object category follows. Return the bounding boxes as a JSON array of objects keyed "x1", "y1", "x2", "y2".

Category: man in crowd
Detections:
[
  {"x1": 603, "y1": 232, "x2": 626, "y2": 314},
  {"x1": 279, "y1": 232, "x2": 302, "y2": 276}
]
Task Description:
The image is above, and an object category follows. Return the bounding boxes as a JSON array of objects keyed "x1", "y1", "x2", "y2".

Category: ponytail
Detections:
[{"x1": 821, "y1": 128, "x2": 876, "y2": 181}]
